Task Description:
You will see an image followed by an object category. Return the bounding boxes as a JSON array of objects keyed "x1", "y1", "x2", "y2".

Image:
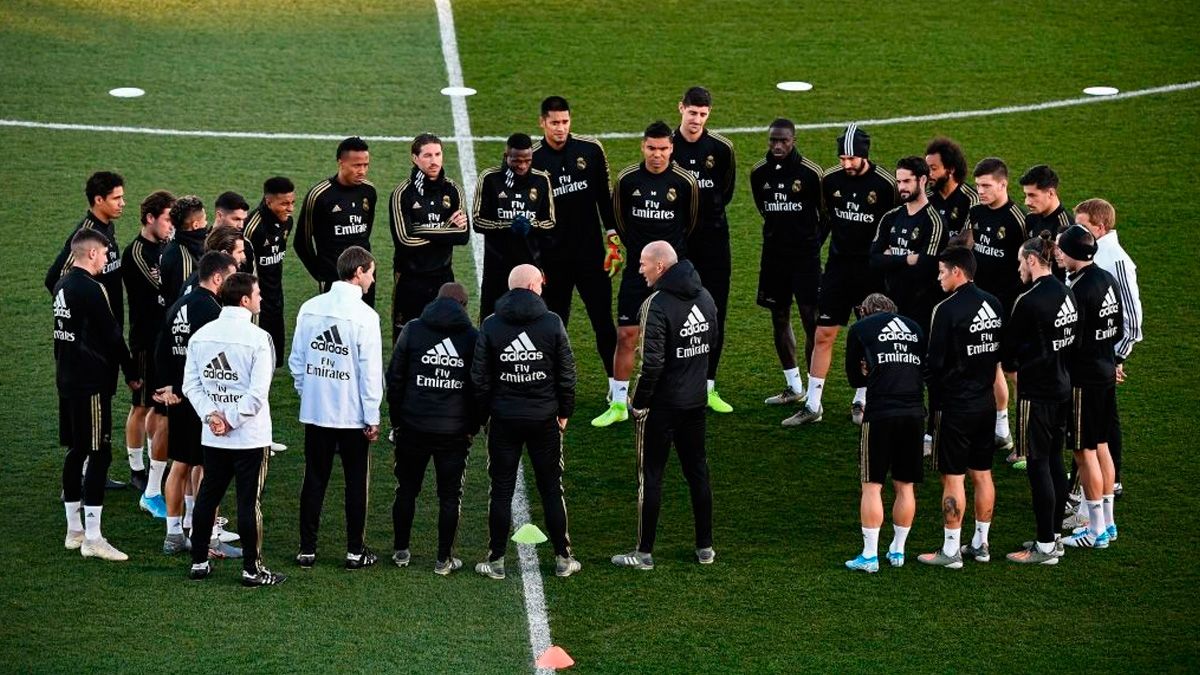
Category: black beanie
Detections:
[
  {"x1": 837, "y1": 124, "x2": 870, "y2": 158},
  {"x1": 1058, "y1": 224, "x2": 1097, "y2": 261}
]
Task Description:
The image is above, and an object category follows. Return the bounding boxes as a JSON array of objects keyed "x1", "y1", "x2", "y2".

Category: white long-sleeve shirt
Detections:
[
  {"x1": 1094, "y1": 231, "x2": 1143, "y2": 361},
  {"x1": 288, "y1": 281, "x2": 383, "y2": 428},
  {"x1": 182, "y1": 306, "x2": 275, "y2": 449}
]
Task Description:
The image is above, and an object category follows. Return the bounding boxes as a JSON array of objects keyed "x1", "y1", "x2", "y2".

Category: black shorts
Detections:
[
  {"x1": 1068, "y1": 385, "x2": 1116, "y2": 451},
  {"x1": 817, "y1": 256, "x2": 881, "y2": 327},
  {"x1": 167, "y1": 398, "x2": 204, "y2": 465},
  {"x1": 129, "y1": 351, "x2": 156, "y2": 407},
  {"x1": 1016, "y1": 399, "x2": 1067, "y2": 461},
  {"x1": 59, "y1": 394, "x2": 113, "y2": 451},
  {"x1": 931, "y1": 409, "x2": 994, "y2": 475},
  {"x1": 859, "y1": 414, "x2": 924, "y2": 484},
  {"x1": 757, "y1": 249, "x2": 820, "y2": 310},
  {"x1": 392, "y1": 271, "x2": 452, "y2": 335},
  {"x1": 617, "y1": 271, "x2": 653, "y2": 327}
]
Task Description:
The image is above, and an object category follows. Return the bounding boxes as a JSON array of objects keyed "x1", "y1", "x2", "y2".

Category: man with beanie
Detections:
[
  {"x1": 611, "y1": 241, "x2": 718, "y2": 570},
  {"x1": 289, "y1": 246, "x2": 383, "y2": 570},
  {"x1": 785, "y1": 125, "x2": 899, "y2": 428},
  {"x1": 471, "y1": 264, "x2": 580, "y2": 579},
  {"x1": 388, "y1": 282, "x2": 478, "y2": 575},
  {"x1": 1056, "y1": 225, "x2": 1122, "y2": 549}
]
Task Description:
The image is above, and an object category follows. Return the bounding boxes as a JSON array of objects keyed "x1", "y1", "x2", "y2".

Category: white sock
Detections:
[
  {"x1": 783, "y1": 367, "x2": 801, "y2": 393},
  {"x1": 65, "y1": 501, "x2": 83, "y2": 531},
  {"x1": 145, "y1": 460, "x2": 167, "y2": 498},
  {"x1": 607, "y1": 378, "x2": 616, "y2": 399},
  {"x1": 853, "y1": 387, "x2": 867, "y2": 406},
  {"x1": 146, "y1": 436, "x2": 153, "y2": 455},
  {"x1": 1076, "y1": 498, "x2": 1088, "y2": 519},
  {"x1": 806, "y1": 376, "x2": 825, "y2": 411},
  {"x1": 1086, "y1": 499, "x2": 1106, "y2": 536},
  {"x1": 943, "y1": 528, "x2": 961, "y2": 557},
  {"x1": 167, "y1": 516, "x2": 183, "y2": 535},
  {"x1": 183, "y1": 496, "x2": 195, "y2": 529},
  {"x1": 1036, "y1": 540, "x2": 1055, "y2": 554},
  {"x1": 890, "y1": 524, "x2": 911, "y2": 554},
  {"x1": 84, "y1": 506, "x2": 102, "y2": 540},
  {"x1": 612, "y1": 380, "x2": 629, "y2": 405},
  {"x1": 707, "y1": 379, "x2": 715, "y2": 394},
  {"x1": 995, "y1": 410, "x2": 1010, "y2": 438},
  {"x1": 127, "y1": 446, "x2": 145, "y2": 471},
  {"x1": 972, "y1": 520, "x2": 991, "y2": 548},
  {"x1": 861, "y1": 526, "x2": 879, "y2": 559},
  {"x1": 1102, "y1": 494, "x2": 1115, "y2": 529}
]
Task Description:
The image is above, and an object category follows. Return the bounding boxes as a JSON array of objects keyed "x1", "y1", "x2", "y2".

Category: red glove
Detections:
[{"x1": 603, "y1": 233, "x2": 624, "y2": 278}]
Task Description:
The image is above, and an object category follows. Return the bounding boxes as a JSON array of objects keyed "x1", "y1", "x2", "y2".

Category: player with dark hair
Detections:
[
  {"x1": 1003, "y1": 234, "x2": 1077, "y2": 565},
  {"x1": 924, "y1": 137, "x2": 978, "y2": 237},
  {"x1": 751, "y1": 118, "x2": 825, "y2": 406},
  {"x1": 389, "y1": 133, "x2": 470, "y2": 342},
  {"x1": 122, "y1": 190, "x2": 175, "y2": 512},
  {"x1": 46, "y1": 172, "x2": 126, "y2": 333},
  {"x1": 917, "y1": 246, "x2": 1003, "y2": 568},
  {"x1": 784, "y1": 125, "x2": 898, "y2": 427},
  {"x1": 160, "y1": 195, "x2": 208, "y2": 303},
  {"x1": 1020, "y1": 165, "x2": 1073, "y2": 279},
  {"x1": 472, "y1": 133, "x2": 557, "y2": 320},
  {"x1": 296, "y1": 136, "x2": 378, "y2": 306},
  {"x1": 244, "y1": 176, "x2": 296, "y2": 368},
  {"x1": 593, "y1": 121, "x2": 699, "y2": 427},
  {"x1": 842, "y1": 293, "x2": 925, "y2": 573},
  {"x1": 532, "y1": 96, "x2": 620, "y2": 401},
  {"x1": 672, "y1": 86, "x2": 737, "y2": 412},
  {"x1": 964, "y1": 157, "x2": 1027, "y2": 456},
  {"x1": 213, "y1": 191, "x2": 253, "y2": 273}
]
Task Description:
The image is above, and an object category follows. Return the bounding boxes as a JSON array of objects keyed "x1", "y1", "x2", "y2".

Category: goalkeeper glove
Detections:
[
  {"x1": 511, "y1": 214, "x2": 532, "y2": 237},
  {"x1": 603, "y1": 233, "x2": 624, "y2": 277}
]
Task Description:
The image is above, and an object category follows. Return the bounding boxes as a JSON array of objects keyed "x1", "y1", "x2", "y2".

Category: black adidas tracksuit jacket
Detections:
[
  {"x1": 1002, "y1": 275, "x2": 1077, "y2": 402},
  {"x1": 53, "y1": 267, "x2": 134, "y2": 397},
  {"x1": 630, "y1": 260, "x2": 717, "y2": 411},
  {"x1": 1065, "y1": 264, "x2": 1123, "y2": 387},
  {"x1": 388, "y1": 297, "x2": 478, "y2": 435},
  {"x1": 925, "y1": 282, "x2": 1004, "y2": 414}
]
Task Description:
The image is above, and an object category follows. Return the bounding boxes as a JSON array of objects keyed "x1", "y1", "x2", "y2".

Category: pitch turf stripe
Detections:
[
  {"x1": 434, "y1": 1, "x2": 554, "y2": 672},
  {"x1": 3, "y1": 81, "x2": 1198, "y2": 143}
]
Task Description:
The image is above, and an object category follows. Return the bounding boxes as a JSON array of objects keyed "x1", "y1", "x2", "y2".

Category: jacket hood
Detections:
[
  {"x1": 495, "y1": 288, "x2": 548, "y2": 325},
  {"x1": 419, "y1": 296, "x2": 473, "y2": 332},
  {"x1": 655, "y1": 259, "x2": 703, "y2": 299}
]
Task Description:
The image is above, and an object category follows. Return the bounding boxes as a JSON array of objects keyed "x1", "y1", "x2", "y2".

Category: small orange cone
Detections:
[{"x1": 535, "y1": 645, "x2": 575, "y2": 669}]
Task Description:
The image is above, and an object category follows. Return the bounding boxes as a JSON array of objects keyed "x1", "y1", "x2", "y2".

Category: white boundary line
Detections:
[
  {"x1": 434, "y1": 2, "x2": 555, "y2": 673},
  {"x1": 2, "y1": 80, "x2": 1196, "y2": 144}
]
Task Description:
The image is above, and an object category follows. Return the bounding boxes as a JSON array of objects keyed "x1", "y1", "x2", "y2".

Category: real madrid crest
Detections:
[
  {"x1": 704, "y1": 155, "x2": 715, "y2": 170},
  {"x1": 529, "y1": 187, "x2": 539, "y2": 202},
  {"x1": 791, "y1": 179, "x2": 802, "y2": 193},
  {"x1": 576, "y1": 156, "x2": 587, "y2": 170},
  {"x1": 867, "y1": 191, "x2": 877, "y2": 205},
  {"x1": 666, "y1": 187, "x2": 677, "y2": 202},
  {"x1": 363, "y1": 198, "x2": 371, "y2": 211},
  {"x1": 911, "y1": 227, "x2": 920, "y2": 240},
  {"x1": 997, "y1": 226, "x2": 1006, "y2": 239},
  {"x1": 442, "y1": 195, "x2": 452, "y2": 209},
  {"x1": 950, "y1": 207, "x2": 959, "y2": 221}
]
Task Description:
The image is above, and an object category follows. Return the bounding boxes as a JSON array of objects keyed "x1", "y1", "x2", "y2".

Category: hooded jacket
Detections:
[
  {"x1": 471, "y1": 288, "x2": 575, "y2": 422},
  {"x1": 388, "y1": 296, "x2": 479, "y2": 435},
  {"x1": 630, "y1": 260, "x2": 718, "y2": 410}
]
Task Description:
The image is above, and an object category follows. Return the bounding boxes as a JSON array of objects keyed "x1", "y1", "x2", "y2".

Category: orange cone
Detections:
[{"x1": 535, "y1": 645, "x2": 575, "y2": 669}]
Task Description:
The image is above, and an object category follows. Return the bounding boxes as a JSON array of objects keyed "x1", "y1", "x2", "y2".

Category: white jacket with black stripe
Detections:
[{"x1": 1093, "y1": 231, "x2": 1143, "y2": 363}]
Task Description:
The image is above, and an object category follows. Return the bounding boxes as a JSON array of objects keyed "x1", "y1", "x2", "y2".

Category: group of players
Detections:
[{"x1": 48, "y1": 86, "x2": 1143, "y2": 584}]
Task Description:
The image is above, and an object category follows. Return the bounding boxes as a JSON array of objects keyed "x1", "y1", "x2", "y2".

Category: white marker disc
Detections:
[
  {"x1": 1082, "y1": 86, "x2": 1119, "y2": 96},
  {"x1": 776, "y1": 81, "x2": 814, "y2": 92},
  {"x1": 440, "y1": 86, "x2": 477, "y2": 97},
  {"x1": 108, "y1": 87, "x2": 145, "y2": 98}
]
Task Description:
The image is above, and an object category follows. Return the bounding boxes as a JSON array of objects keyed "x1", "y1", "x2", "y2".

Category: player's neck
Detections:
[
  {"x1": 1030, "y1": 268, "x2": 1052, "y2": 282},
  {"x1": 679, "y1": 126, "x2": 704, "y2": 143},
  {"x1": 544, "y1": 135, "x2": 567, "y2": 151},
  {"x1": 939, "y1": 178, "x2": 959, "y2": 199},
  {"x1": 905, "y1": 196, "x2": 928, "y2": 215},
  {"x1": 199, "y1": 281, "x2": 220, "y2": 294},
  {"x1": 335, "y1": 173, "x2": 357, "y2": 187},
  {"x1": 139, "y1": 226, "x2": 161, "y2": 243},
  {"x1": 987, "y1": 197, "x2": 1009, "y2": 211},
  {"x1": 89, "y1": 208, "x2": 110, "y2": 225},
  {"x1": 1037, "y1": 200, "x2": 1061, "y2": 217}
]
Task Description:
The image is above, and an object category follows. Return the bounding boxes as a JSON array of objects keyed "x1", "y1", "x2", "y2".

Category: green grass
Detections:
[{"x1": 2, "y1": 1, "x2": 1198, "y2": 672}]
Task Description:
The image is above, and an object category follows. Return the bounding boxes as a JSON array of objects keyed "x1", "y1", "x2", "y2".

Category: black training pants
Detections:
[
  {"x1": 60, "y1": 393, "x2": 113, "y2": 506},
  {"x1": 299, "y1": 425, "x2": 371, "y2": 556},
  {"x1": 485, "y1": 418, "x2": 572, "y2": 560},
  {"x1": 690, "y1": 228, "x2": 730, "y2": 380},
  {"x1": 391, "y1": 427, "x2": 471, "y2": 560},
  {"x1": 542, "y1": 255, "x2": 617, "y2": 378},
  {"x1": 190, "y1": 445, "x2": 269, "y2": 574},
  {"x1": 633, "y1": 406, "x2": 713, "y2": 554}
]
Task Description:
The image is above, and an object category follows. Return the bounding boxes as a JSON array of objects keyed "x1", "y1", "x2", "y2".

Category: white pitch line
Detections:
[
  {"x1": 434, "y1": 1, "x2": 555, "y2": 673},
  {"x1": 2, "y1": 80, "x2": 1196, "y2": 144}
]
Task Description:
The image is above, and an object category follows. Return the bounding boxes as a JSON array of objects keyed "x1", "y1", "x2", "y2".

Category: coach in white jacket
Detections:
[
  {"x1": 182, "y1": 272, "x2": 284, "y2": 587},
  {"x1": 289, "y1": 246, "x2": 384, "y2": 570}
]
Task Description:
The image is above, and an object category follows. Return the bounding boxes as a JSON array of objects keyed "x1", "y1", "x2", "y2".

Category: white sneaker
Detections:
[
  {"x1": 64, "y1": 529, "x2": 84, "y2": 550},
  {"x1": 81, "y1": 537, "x2": 129, "y2": 561},
  {"x1": 1062, "y1": 512, "x2": 1089, "y2": 531},
  {"x1": 214, "y1": 516, "x2": 240, "y2": 543},
  {"x1": 922, "y1": 434, "x2": 933, "y2": 458},
  {"x1": 270, "y1": 441, "x2": 287, "y2": 454}
]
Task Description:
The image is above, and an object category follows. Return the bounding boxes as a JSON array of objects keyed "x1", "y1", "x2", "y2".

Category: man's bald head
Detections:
[
  {"x1": 639, "y1": 240, "x2": 678, "y2": 287},
  {"x1": 507, "y1": 264, "x2": 544, "y2": 295}
]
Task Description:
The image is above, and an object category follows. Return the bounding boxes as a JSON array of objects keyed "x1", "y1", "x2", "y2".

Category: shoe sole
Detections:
[
  {"x1": 781, "y1": 414, "x2": 822, "y2": 427},
  {"x1": 393, "y1": 560, "x2": 410, "y2": 568},
  {"x1": 81, "y1": 549, "x2": 128, "y2": 562},
  {"x1": 918, "y1": 556, "x2": 963, "y2": 569}
]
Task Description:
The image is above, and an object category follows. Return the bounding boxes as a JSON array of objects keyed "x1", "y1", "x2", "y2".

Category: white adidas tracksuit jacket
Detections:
[
  {"x1": 288, "y1": 281, "x2": 383, "y2": 428},
  {"x1": 1093, "y1": 231, "x2": 1143, "y2": 361},
  {"x1": 182, "y1": 306, "x2": 275, "y2": 449}
]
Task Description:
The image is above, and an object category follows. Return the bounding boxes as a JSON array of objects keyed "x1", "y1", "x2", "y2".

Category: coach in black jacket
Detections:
[
  {"x1": 612, "y1": 241, "x2": 717, "y2": 570},
  {"x1": 470, "y1": 265, "x2": 580, "y2": 580},
  {"x1": 387, "y1": 283, "x2": 478, "y2": 573}
]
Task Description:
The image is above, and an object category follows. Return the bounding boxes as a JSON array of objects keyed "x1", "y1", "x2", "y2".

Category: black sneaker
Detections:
[
  {"x1": 189, "y1": 561, "x2": 212, "y2": 581},
  {"x1": 346, "y1": 548, "x2": 378, "y2": 570},
  {"x1": 242, "y1": 566, "x2": 287, "y2": 587},
  {"x1": 105, "y1": 477, "x2": 127, "y2": 490},
  {"x1": 129, "y1": 469, "x2": 148, "y2": 494},
  {"x1": 295, "y1": 552, "x2": 316, "y2": 568}
]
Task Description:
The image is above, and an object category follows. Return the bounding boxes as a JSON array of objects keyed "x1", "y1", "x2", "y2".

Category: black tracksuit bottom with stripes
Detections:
[
  {"x1": 634, "y1": 406, "x2": 713, "y2": 554},
  {"x1": 190, "y1": 446, "x2": 269, "y2": 575},
  {"x1": 485, "y1": 418, "x2": 572, "y2": 561},
  {"x1": 391, "y1": 427, "x2": 471, "y2": 561},
  {"x1": 299, "y1": 425, "x2": 371, "y2": 556}
]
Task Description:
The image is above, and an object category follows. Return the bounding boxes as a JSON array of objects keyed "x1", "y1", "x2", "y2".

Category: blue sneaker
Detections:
[
  {"x1": 139, "y1": 493, "x2": 167, "y2": 519},
  {"x1": 1064, "y1": 528, "x2": 1109, "y2": 549},
  {"x1": 887, "y1": 551, "x2": 905, "y2": 567},
  {"x1": 1106, "y1": 524, "x2": 1118, "y2": 542},
  {"x1": 845, "y1": 554, "x2": 879, "y2": 573}
]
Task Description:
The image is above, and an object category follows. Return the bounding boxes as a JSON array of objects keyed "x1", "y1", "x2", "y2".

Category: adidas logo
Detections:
[
  {"x1": 310, "y1": 324, "x2": 349, "y2": 355},
  {"x1": 500, "y1": 331, "x2": 544, "y2": 362},
  {"x1": 878, "y1": 317, "x2": 919, "y2": 343},
  {"x1": 632, "y1": 189, "x2": 641, "y2": 197},
  {"x1": 171, "y1": 306, "x2": 190, "y2": 335},
  {"x1": 202, "y1": 352, "x2": 239, "y2": 381},
  {"x1": 1099, "y1": 286, "x2": 1119, "y2": 318},
  {"x1": 332, "y1": 204, "x2": 342, "y2": 213},
  {"x1": 969, "y1": 302, "x2": 1002, "y2": 333},
  {"x1": 53, "y1": 289, "x2": 71, "y2": 318},
  {"x1": 679, "y1": 304, "x2": 710, "y2": 337},
  {"x1": 421, "y1": 337, "x2": 464, "y2": 367},
  {"x1": 1055, "y1": 296, "x2": 1078, "y2": 328}
]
